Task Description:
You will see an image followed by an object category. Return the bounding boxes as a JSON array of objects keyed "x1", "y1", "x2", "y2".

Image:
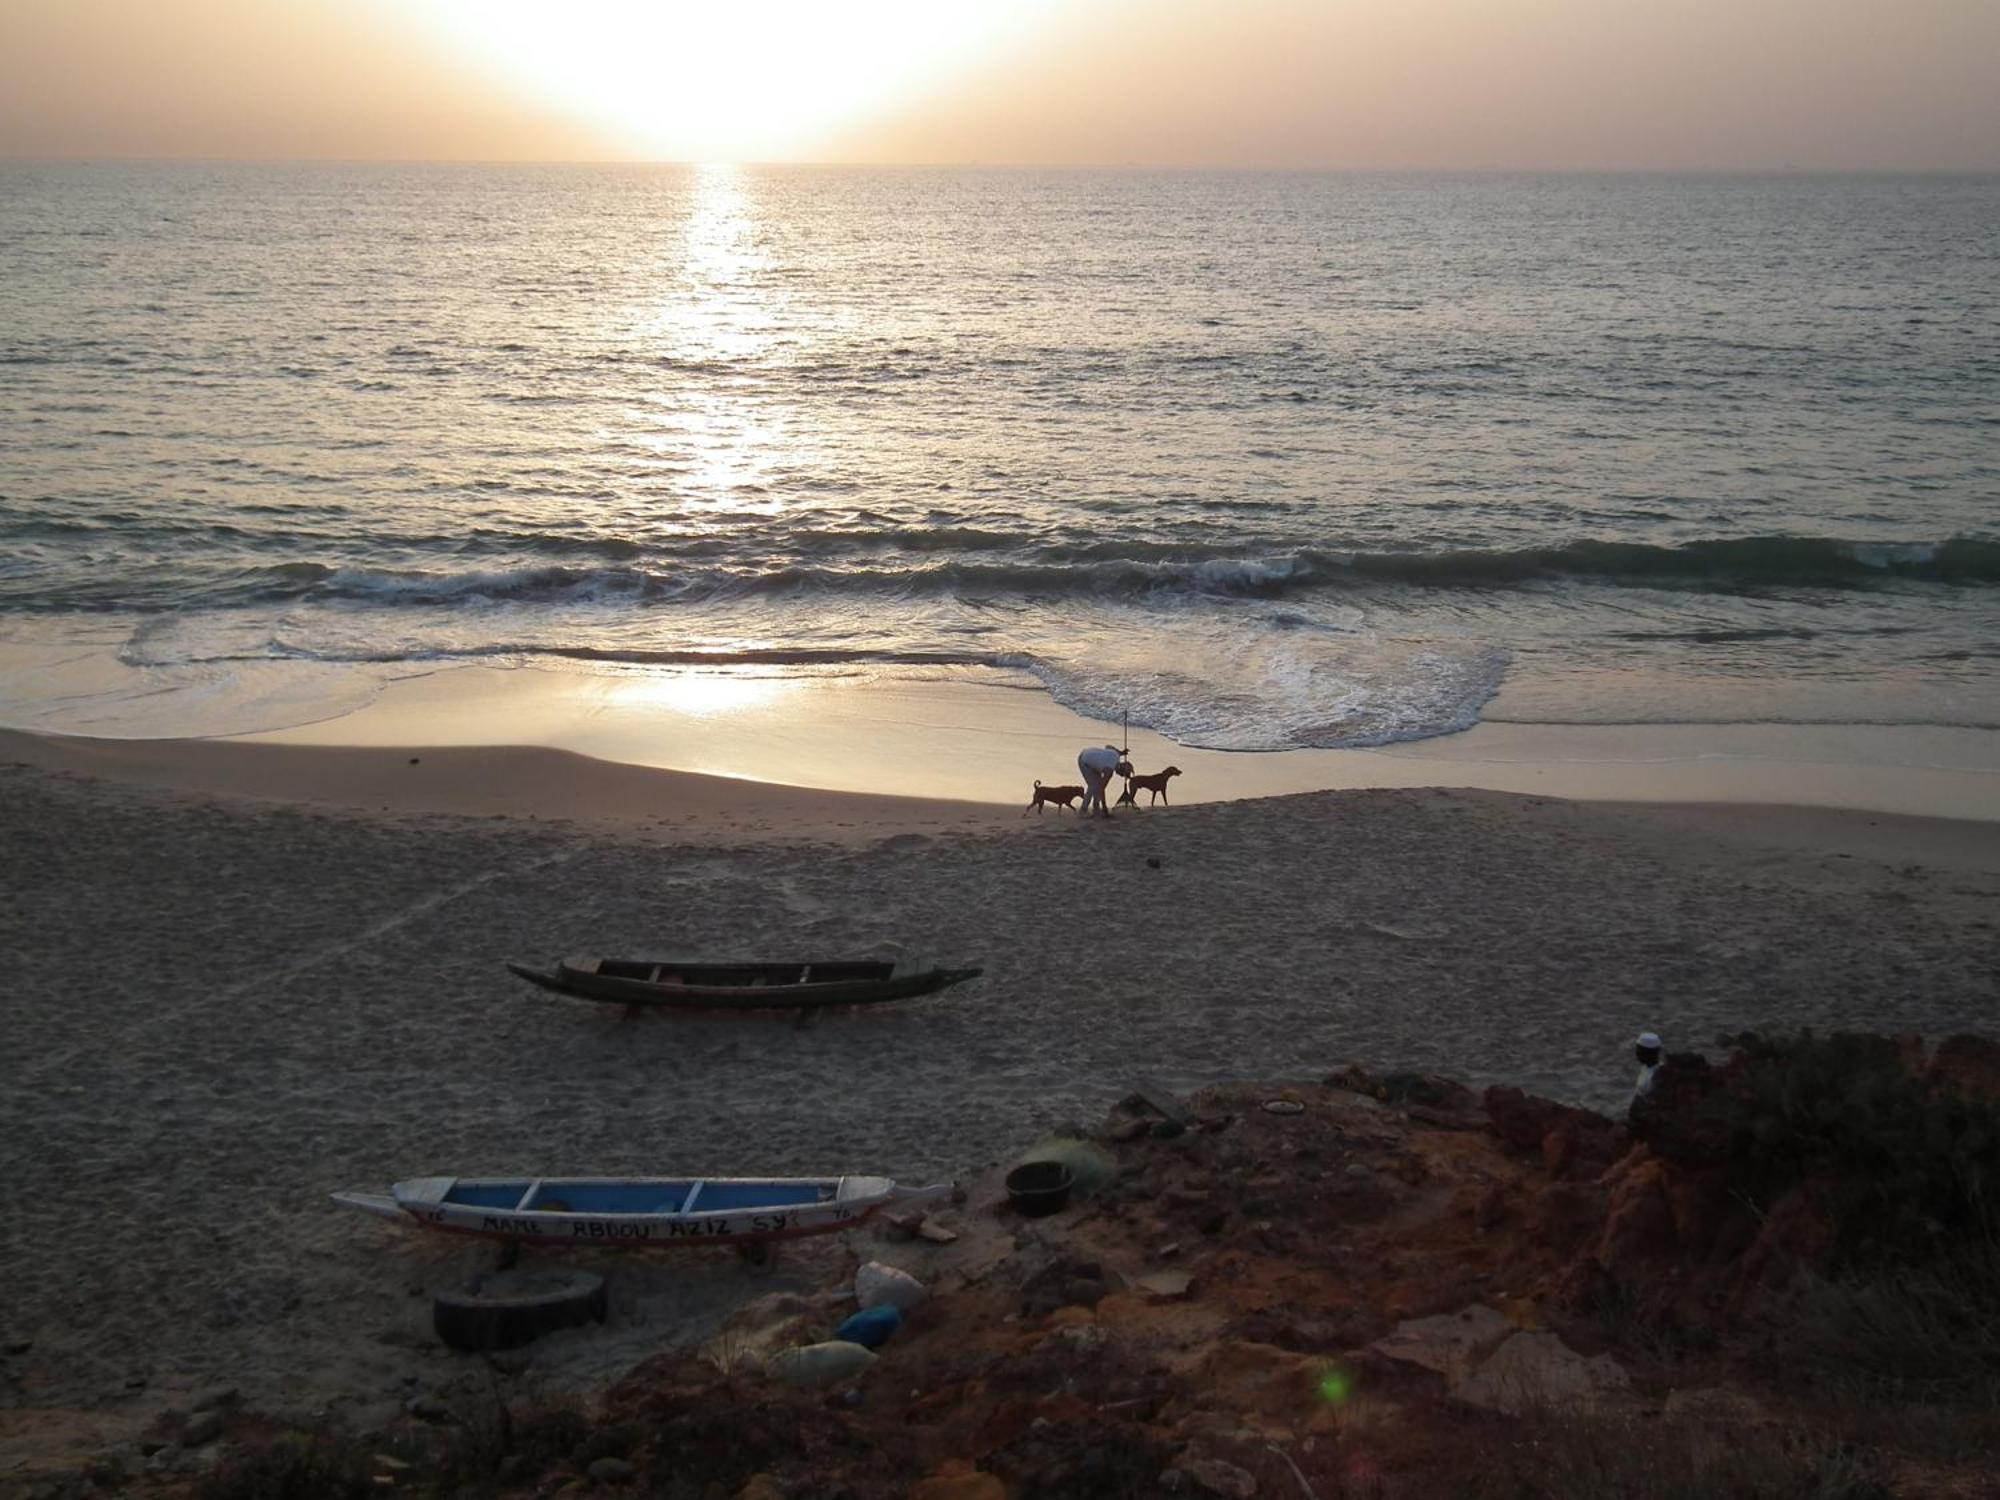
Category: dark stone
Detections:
[
  {"x1": 180, "y1": 1411, "x2": 225, "y2": 1449},
  {"x1": 405, "y1": 1394, "x2": 452, "y2": 1424},
  {"x1": 588, "y1": 1455, "x2": 637, "y2": 1484},
  {"x1": 1020, "y1": 1259, "x2": 1121, "y2": 1318}
]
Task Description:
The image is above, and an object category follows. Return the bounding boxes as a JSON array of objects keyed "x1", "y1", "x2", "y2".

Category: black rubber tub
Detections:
[{"x1": 1004, "y1": 1160, "x2": 1075, "y2": 1218}]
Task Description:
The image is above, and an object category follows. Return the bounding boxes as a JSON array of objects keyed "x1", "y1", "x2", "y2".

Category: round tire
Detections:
[{"x1": 432, "y1": 1268, "x2": 607, "y2": 1353}]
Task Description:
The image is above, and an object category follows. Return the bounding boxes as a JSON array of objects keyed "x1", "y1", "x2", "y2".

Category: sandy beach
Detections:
[{"x1": 2, "y1": 728, "x2": 1995, "y2": 1478}]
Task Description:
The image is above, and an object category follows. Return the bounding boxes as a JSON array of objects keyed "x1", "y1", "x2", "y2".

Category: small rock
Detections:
[
  {"x1": 180, "y1": 1411, "x2": 225, "y2": 1449},
  {"x1": 137, "y1": 1439, "x2": 168, "y2": 1458},
  {"x1": 1457, "y1": 1331, "x2": 1631, "y2": 1415},
  {"x1": 123, "y1": 1374, "x2": 148, "y2": 1391},
  {"x1": 588, "y1": 1456, "x2": 637, "y2": 1485},
  {"x1": 2, "y1": 1339, "x2": 30, "y2": 1356},
  {"x1": 855, "y1": 1261, "x2": 927, "y2": 1312},
  {"x1": 408, "y1": 756, "x2": 420, "y2": 765},
  {"x1": 190, "y1": 1386, "x2": 240, "y2": 1413},
  {"x1": 1135, "y1": 1270, "x2": 1194, "y2": 1301},
  {"x1": 1153, "y1": 1241, "x2": 1182, "y2": 1259},
  {"x1": 1146, "y1": 856, "x2": 1162, "y2": 868},
  {"x1": 1344, "y1": 1163, "x2": 1371, "y2": 1178},
  {"x1": 1186, "y1": 1457, "x2": 1258, "y2": 1498},
  {"x1": 1054, "y1": 1324, "x2": 1106, "y2": 1356},
  {"x1": 738, "y1": 1477, "x2": 787, "y2": 1500},
  {"x1": 880, "y1": 1212, "x2": 920, "y2": 1243},
  {"x1": 488, "y1": 1349, "x2": 532, "y2": 1376},
  {"x1": 405, "y1": 1394, "x2": 451, "y2": 1423},
  {"x1": 1370, "y1": 1305, "x2": 1516, "y2": 1380},
  {"x1": 83, "y1": 1454, "x2": 129, "y2": 1487},
  {"x1": 916, "y1": 1220, "x2": 958, "y2": 1245}
]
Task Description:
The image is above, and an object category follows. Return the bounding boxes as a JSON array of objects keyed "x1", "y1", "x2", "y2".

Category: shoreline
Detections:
[
  {"x1": 7, "y1": 725, "x2": 2000, "y2": 869},
  {"x1": 5, "y1": 660, "x2": 1997, "y2": 824}
]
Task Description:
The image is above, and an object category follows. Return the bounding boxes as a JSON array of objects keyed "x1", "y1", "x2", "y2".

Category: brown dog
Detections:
[
  {"x1": 1122, "y1": 766, "x2": 1182, "y2": 805},
  {"x1": 1025, "y1": 779, "x2": 1087, "y2": 816}
]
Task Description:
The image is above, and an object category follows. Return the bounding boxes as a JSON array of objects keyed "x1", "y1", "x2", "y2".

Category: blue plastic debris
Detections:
[{"x1": 833, "y1": 1303, "x2": 904, "y2": 1349}]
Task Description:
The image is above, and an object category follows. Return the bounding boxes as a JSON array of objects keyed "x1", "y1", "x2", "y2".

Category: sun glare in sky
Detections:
[{"x1": 398, "y1": 0, "x2": 1062, "y2": 161}]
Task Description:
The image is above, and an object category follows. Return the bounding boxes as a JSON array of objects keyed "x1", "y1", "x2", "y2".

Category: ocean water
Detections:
[{"x1": 1, "y1": 163, "x2": 1995, "y2": 748}]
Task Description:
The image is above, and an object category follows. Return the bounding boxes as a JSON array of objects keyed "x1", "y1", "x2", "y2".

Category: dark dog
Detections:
[
  {"x1": 1025, "y1": 779, "x2": 1086, "y2": 816},
  {"x1": 1122, "y1": 766, "x2": 1182, "y2": 805}
]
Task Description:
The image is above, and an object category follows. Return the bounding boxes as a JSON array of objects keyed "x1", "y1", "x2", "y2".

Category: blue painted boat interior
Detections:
[
  {"x1": 693, "y1": 1182, "x2": 828, "y2": 1210},
  {"x1": 523, "y1": 1182, "x2": 694, "y2": 1213},
  {"x1": 445, "y1": 1181, "x2": 533, "y2": 1209}
]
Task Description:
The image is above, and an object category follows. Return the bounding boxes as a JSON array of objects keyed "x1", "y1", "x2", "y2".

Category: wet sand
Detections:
[{"x1": 0, "y1": 731, "x2": 1994, "y2": 1473}]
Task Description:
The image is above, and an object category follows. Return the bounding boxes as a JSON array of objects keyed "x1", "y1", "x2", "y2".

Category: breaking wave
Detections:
[{"x1": 14, "y1": 535, "x2": 1994, "y2": 615}]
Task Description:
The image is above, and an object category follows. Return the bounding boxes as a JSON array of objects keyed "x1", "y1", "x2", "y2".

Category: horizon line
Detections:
[{"x1": 5, "y1": 153, "x2": 1998, "y2": 176}]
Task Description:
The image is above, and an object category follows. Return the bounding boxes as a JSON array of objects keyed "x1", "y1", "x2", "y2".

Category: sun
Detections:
[{"x1": 398, "y1": 0, "x2": 1060, "y2": 161}]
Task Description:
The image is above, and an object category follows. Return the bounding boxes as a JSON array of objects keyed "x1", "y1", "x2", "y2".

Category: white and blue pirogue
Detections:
[{"x1": 334, "y1": 1174, "x2": 950, "y2": 1248}]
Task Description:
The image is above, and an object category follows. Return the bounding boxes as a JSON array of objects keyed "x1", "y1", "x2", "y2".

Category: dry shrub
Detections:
[
  {"x1": 1417, "y1": 1409, "x2": 1892, "y2": 1500},
  {"x1": 1763, "y1": 1252, "x2": 2000, "y2": 1410},
  {"x1": 198, "y1": 1425, "x2": 374, "y2": 1500},
  {"x1": 425, "y1": 1390, "x2": 591, "y2": 1492}
]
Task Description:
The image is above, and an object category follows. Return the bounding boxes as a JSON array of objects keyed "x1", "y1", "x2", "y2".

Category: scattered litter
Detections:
[
  {"x1": 767, "y1": 1341, "x2": 876, "y2": 1388},
  {"x1": 855, "y1": 1262, "x2": 928, "y2": 1313},
  {"x1": 834, "y1": 1304, "x2": 904, "y2": 1349}
]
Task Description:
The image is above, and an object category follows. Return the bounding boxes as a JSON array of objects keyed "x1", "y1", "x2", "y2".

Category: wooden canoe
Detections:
[
  {"x1": 333, "y1": 1173, "x2": 948, "y2": 1248},
  {"x1": 505, "y1": 955, "x2": 982, "y2": 1010}
]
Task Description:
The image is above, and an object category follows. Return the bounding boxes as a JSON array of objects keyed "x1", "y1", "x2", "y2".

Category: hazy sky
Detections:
[{"x1": 2, "y1": 0, "x2": 1995, "y2": 169}]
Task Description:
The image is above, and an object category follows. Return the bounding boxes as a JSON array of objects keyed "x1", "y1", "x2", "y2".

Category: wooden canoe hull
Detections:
[
  {"x1": 507, "y1": 956, "x2": 982, "y2": 1010},
  {"x1": 334, "y1": 1175, "x2": 949, "y2": 1248}
]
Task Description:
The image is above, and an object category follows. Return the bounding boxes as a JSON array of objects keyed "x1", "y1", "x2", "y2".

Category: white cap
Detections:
[{"x1": 1636, "y1": 1032, "x2": 1662, "y2": 1050}]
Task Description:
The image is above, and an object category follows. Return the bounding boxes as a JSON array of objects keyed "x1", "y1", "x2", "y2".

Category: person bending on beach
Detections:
[{"x1": 1077, "y1": 743, "x2": 1128, "y2": 819}]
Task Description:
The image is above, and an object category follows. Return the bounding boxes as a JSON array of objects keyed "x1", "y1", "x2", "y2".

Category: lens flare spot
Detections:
[{"x1": 1316, "y1": 1364, "x2": 1356, "y2": 1405}]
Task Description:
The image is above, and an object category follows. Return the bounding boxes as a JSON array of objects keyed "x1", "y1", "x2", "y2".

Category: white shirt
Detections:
[
  {"x1": 1632, "y1": 1062, "x2": 1660, "y2": 1104},
  {"x1": 1079, "y1": 746, "x2": 1124, "y2": 774}
]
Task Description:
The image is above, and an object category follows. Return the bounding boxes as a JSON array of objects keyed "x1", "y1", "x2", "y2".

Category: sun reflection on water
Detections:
[
  {"x1": 617, "y1": 164, "x2": 804, "y2": 521},
  {"x1": 604, "y1": 670, "x2": 799, "y2": 719}
]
